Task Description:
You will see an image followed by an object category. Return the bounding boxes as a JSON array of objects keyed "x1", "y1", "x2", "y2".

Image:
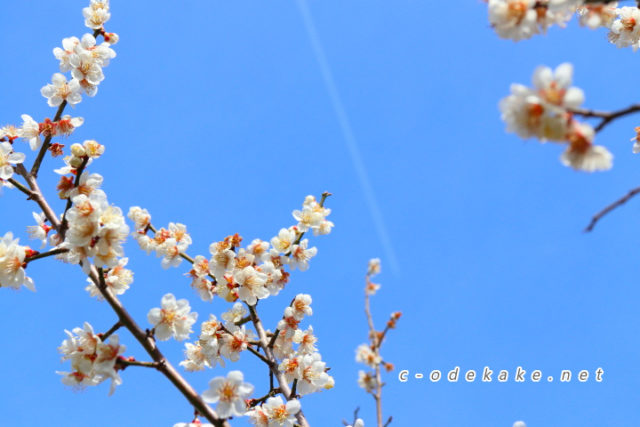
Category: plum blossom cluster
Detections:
[
  {"x1": 247, "y1": 396, "x2": 301, "y2": 427},
  {"x1": 54, "y1": 166, "x2": 130, "y2": 272},
  {"x1": 129, "y1": 207, "x2": 193, "y2": 270},
  {"x1": 52, "y1": 1, "x2": 116, "y2": 99},
  {"x1": 487, "y1": 1, "x2": 640, "y2": 48},
  {"x1": 201, "y1": 370, "x2": 254, "y2": 419},
  {"x1": 132, "y1": 194, "x2": 331, "y2": 307},
  {"x1": 276, "y1": 295, "x2": 334, "y2": 396},
  {"x1": 57, "y1": 322, "x2": 125, "y2": 395},
  {"x1": 0, "y1": 232, "x2": 36, "y2": 291},
  {"x1": 0, "y1": 141, "x2": 25, "y2": 186},
  {"x1": 499, "y1": 63, "x2": 613, "y2": 172},
  {"x1": 3, "y1": 1, "x2": 345, "y2": 424},
  {"x1": 148, "y1": 293, "x2": 198, "y2": 341},
  {"x1": 180, "y1": 304, "x2": 253, "y2": 370}
]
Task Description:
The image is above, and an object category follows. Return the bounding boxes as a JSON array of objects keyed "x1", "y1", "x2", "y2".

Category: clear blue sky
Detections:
[{"x1": 1, "y1": 1, "x2": 639, "y2": 426}]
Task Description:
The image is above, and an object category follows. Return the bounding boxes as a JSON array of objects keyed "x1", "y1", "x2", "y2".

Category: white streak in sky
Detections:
[{"x1": 296, "y1": 0, "x2": 399, "y2": 274}]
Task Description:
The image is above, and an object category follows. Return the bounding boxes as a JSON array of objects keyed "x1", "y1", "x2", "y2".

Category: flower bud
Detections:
[
  {"x1": 104, "y1": 32, "x2": 119, "y2": 44},
  {"x1": 70, "y1": 143, "x2": 86, "y2": 157},
  {"x1": 69, "y1": 155, "x2": 84, "y2": 168}
]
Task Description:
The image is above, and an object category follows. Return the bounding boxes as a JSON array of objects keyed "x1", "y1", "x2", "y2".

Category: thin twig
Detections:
[
  {"x1": 29, "y1": 28, "x2": 101, "y2": 177},
  {"x1": 59, "y1": 156, "x2": 89, "y2": 241},
  {"x1": 25, "y1": 248, "x2": 68, "y2": 263},
  {"x1": 247, "y1": 345, "x2": 272, "y2": 366},
  {"x1": 364, "y1": 276, "x2": 384, "y2": 427},
  {"x1": 100, "y1": 321, "x2": 122, "y2": 341},
  {"x1": 570, "y1": 104, "x2": 640, "y2": 133},
  {"x1": 584, "y1": 186, "x2": 640, "y2": 232},
  {"x1": 89, "y1": 263, "x2": 230, "y2": 427},
  {"x1": 7, "y1": 177, "x2": 34, "y2": 197},
  {"x1": 30, "y1": 100, "x2": 67, "y2": 177},
  {"x1": 247, "y1": 304, "x2": 311, "y2": 427},
  {"x1": 116, "y1": 358, "x2": 161, "y2": 369}
]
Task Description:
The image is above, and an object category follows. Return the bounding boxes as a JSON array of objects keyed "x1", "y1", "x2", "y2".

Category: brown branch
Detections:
[
  {"x1": 30, "y1": 100, "x2": 67, "y2": 177},
  {"x1": 584, "y1": 186, "x2": 640, "y2": 232},
  {"x1": 116, "y1": 358, "x2": 161, "y2": 369},
  {"x1": 15, "y1": 164, "x2": 61, "y2": 229},
  {"x1": 7, "y1": 177, "x2": 34, "y2": 197},
  {"x1": 570, "y1": 104, "x2": 640, "y2": 133},
  {"x1": 364, "y1": 282, "x2": 384, "y2": 427},
  {"x1": 29, "y1": 28, "x2": 101, "y2": 177},
  {"x1": 59, "y1": 156, "x2": 90, "y2": 241},
  {"x1": 247, "y1": 304, "x2": 311, "y2": 427},
  {"x1": 99, "y1": 321, "x2": 122, "y2": 341},
  {"x1": 89, "y1": 263, "x2": 230, "y2": 427},
  {"x1": 18, "y1": 175, "x2": 230, "y2": 426},
  {"x1": 25, "y1": 248, "x2": 68, "y2": 263}
]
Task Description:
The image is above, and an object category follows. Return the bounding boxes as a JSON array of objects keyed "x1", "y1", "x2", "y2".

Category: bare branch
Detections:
[
  {"x1": 584, "y1": 186, "x2": 640, "y2": 232},
  {"x1": 25, "y1": 248, "x2": 68, "y2": 263},
  {"x1": 570, "y1": 104, "x2": 640, "y2": 133}
]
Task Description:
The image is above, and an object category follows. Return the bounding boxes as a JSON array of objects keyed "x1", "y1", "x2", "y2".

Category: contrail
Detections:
[{"x1": 296, "y1": 0, "x2": 399, "y2": 275}]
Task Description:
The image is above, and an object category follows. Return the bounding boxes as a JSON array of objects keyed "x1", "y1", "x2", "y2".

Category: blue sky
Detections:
[{"x1": 1, "y1": 1, "x2": 639, "y2": 426}]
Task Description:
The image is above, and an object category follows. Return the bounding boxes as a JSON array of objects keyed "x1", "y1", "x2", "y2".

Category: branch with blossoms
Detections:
[
  {"x1": 488, "y1": 1, "x2": 640, "y2": 229},
  {"x1": 0, "y1": 2, "x2": 351, "y2": 427},
  {"x1": 348, "y1": 259, "x2": 400, "y2": 427}
]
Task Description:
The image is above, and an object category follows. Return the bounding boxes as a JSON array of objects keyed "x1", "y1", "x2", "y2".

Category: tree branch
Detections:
[
  {"x1": 25, "y1": 248, "x2": 68, "y2": 263},
  {"x1": 247, "y1": 304, "x2": 311, "y2": 427},
  {"x1": 584, "y1": 186, "x2": 640, "y2": 232},
  {"x1": 570, "y1": 103, "x2": 640, "y2": 133}
]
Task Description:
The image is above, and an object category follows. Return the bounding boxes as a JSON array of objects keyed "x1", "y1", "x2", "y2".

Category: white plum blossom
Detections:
[
  {"x1": 235, "y1": 265, "x2": 269, "y2": 305},
  {"x1": 248, "y1": 396, "x2": 301, "y2": 427},
  {"x1": 296, "y1": 352, "x2": 331, "y2": 395},
  {"x1": 357, "y1": 370, "x2": 377, "y2": 393},
  {"x1": 220, "y1": 325, "x2": 252, "y2": 362},
  {"x1": 609, "y1": 6, "x2": 640, "y2": 50},
  {"x1": 561, "y1": 122, "x2": 613, "y2": 172},
  {"x1": 53, "y1": 31, "x2": 116, "y2": 97},
  {"x1": 292, "y1": 195, "x2": 332, "y2": 235},
  {"x1": 632, "y1": 126, "x2": 640, "y2": 154},
  {"x1": 208, "y1": 240, "x2": 236, "y2": 279},
  {"x1": 0, "y1": 142, "x2": 25, "y2": 181},
  {"x1": 83, "y1": 0, "x2": 111, "y2": 29},
  {"x1": 41, "y1": 73, "x2": 82, "y2": 106},
  {"x1": 488, "y1": 0, "x2": 538, "y2": 41},
  {"x1": 367, "y1": 258, "x2": 381, "y2": 276},
  {"x1": 513, "y1": 422, "x2": 527, "y2": 427},
  {"x1": 67, "y1": 171, "x2": 103, "y2": 199},
  {"x1": 26, "y1": 212, "x2": 51, "y2": 249},
  {"x1": 293, "y1": 326, "x2": 318, "y2": 355},
  {"x1": 147, "y1": 293, "x2": 198, "y2": 341},
  {"x1": 270, "y1": 227, "x2": 297, "y2": 254},
  {"x1": 289, "y1": 239, "x2": 317, "y2": 271},
  {"x1": 291, "y1": 294, "x2": 312, "y2": 320},
  {"x1": 578, "y1": 3, "x2": 618, "y2": 29},
  {"x1": 127, "y1": 206, "x2": 151, "y2": 231},
  {"x1": 201, "y1": 371, "x2": 254, "y2": 418},
  {"x1": 174, "y1": 423, "x2": 213, "y2": 427},
  {"x1": 0, "y1": 232, "x2": 35, "y2": 291},
  {"x1": 347, "y1": 419, "x2": 365, "y2": 427},
  {"x1": 179, "y1": 342, "x2": 210, "y2": 372},
  {"x1": 86, "y1": 257, "x2": 133, "y2": 298},
  {"x1": 356, "y1": 344, "x2": 381, "y2": 368},
  {"x1": 57, "y1": 322, "x2": 125, "y2": 394},
  {"x1": 221, "y1": 302, "x2": 248, "y2": 324},
  {"x1": 18, "y1": 114, "x2": 41, "y2": 150},
  {"x1": 532, "y1": 63, "x2": 584, "y2": 110},
  {"x1": 247, "y1": 238, "x2": 270, "y2": 261}
]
